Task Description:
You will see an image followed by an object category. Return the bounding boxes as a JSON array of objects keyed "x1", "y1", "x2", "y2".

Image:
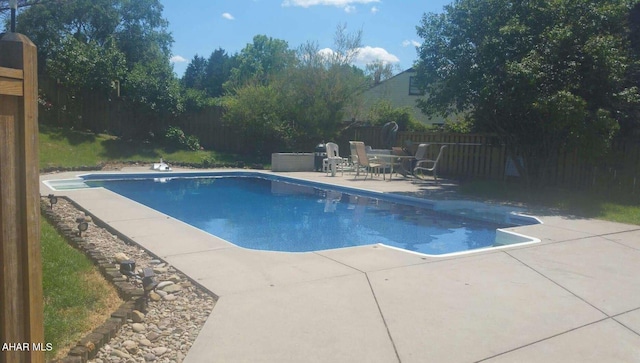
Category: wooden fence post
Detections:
[{"x1": 0, "y1": 32, "x2": 44, "y2": 363}]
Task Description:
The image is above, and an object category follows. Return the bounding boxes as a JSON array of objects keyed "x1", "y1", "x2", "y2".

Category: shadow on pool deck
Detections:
[{"x1": 40, "y1": 168, "x2": 640, "y2": 363}]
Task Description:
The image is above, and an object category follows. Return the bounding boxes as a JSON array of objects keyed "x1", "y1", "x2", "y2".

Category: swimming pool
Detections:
[{"x1": 47, "y1": 172, "x2": 540, "y2": 256}]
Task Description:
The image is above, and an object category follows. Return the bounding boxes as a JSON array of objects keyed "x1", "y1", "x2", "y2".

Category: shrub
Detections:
[
  {"x1": 164, "y1": 126, "x2": 201, "y2": 151},
  {"x1": 368, "y1": 100, "x2": 427, "y2": 132}
]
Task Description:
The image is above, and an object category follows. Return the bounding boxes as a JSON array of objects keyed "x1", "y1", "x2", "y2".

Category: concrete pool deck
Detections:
[{"x1": 41, "y1": 169, "x2": 640, "y2": 362}]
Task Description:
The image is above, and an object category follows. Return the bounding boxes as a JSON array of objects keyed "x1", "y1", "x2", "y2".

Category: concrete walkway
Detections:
[{"x1": 41, "y1": 169, "x2": 640, "y2": 362}]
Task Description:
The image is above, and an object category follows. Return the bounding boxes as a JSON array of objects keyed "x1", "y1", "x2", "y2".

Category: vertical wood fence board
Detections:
[{"x1": 0, "y1": 95, "x2": 27, "y2": 360}]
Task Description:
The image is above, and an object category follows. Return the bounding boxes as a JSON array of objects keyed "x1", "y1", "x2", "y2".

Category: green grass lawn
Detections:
[
  {"x1": 39, "y1": 124, "x2": 265, "y2": 170},
  {"x1": 459, "y1": 180, "x2": 640, "y2": 225},
  {"x1": 41, "y1": 218, "x2": 121, "y2": 360}
]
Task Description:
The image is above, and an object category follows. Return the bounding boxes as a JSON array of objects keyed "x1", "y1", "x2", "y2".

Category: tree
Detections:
[
  {"x1": 414, "y1": 0, "x2": 640, "y2": 186},
  {"x1": 223, "y1": 24, "x2": 369, "y2": 155},
  {"x1": 182, "y1": 54, "x2": 207, "y2": 90},
  {"x1": 115, "y1": 0, "x2": 172, "y2": 67},
  {"x1": 204, "y1": 48, "x2": 235, "y2": 98},
  {"x1": 15, "y1": 0, "x2": 179, "y2": 137},
  {"x1": 222, "y1": 82, "x2": 292, "y2": 155},
  {"x1": 122, "y1": 57, "x2": 182, "y2": 138},
  {"x1": 288, "y1": 38, "x2": 368, "y2": 144},
  {"x1": 46, "y1": 34, "x2": 126, "y2": 127},
  {"x1": 365, "y1": 60, "x2": 397, "y2": 86},
  {"x1": 181, "y1": 48, "x2": 236, "y2": 98},
  {"x1": 16, "y1": 0, "x2": 121, "y2": 72},
  {"x1": 225, "y1": 35, "x2": 296, "y2": 90}
]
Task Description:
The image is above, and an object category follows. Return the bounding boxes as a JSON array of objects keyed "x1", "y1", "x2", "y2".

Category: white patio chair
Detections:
[{"x1": 323, "y1": 142, "x2": 347, "y2": 176}]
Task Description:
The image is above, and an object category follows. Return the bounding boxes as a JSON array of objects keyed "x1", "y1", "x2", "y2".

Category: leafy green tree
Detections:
[
  {"x1": 115, "y1": 0, "x2": 172, "y2": 66},
  {"x1": 16, "y1": 0, "x2": 179, "y2": 137},
  {"x1": 16, "y1": 0, "x2": 121, "y2": 73},
  {"x1": 46, "y1": 35, "x2": 126, "y2": 127},
  {"x1": 288, "y1": 24, "x2": 368, "y2": 142},
  {"x1": 223, "y1": 24, "x2": 369, "y2": 156},
  {"x1": 415, "y1": 0, "x2": 640, "y2": 186},
  {"x1": 47, "y1": 35, "x2": 126, "y2": 93},
  {"x1": 226, "y1": 35, "x2": 296, "y2": 90},
  {"x1": 123, "y1": 57, "x2": 182, "y2": 138},
  {"x1": 222, "y1": 82, "x2": 293, "y2": 155}
]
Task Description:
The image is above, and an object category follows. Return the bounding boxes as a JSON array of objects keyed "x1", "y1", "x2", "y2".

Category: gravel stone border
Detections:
[{"x1": 42, "y1": 196, "x2": 216, "y2": 363}]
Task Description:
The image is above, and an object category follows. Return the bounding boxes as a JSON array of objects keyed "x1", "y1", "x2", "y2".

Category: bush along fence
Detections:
[{"x1": 345, "y1": 126, "x2": 640, "y2": 194}]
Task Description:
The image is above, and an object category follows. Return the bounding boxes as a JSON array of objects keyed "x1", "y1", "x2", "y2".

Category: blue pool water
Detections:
[{"x1": 83, "y1": 174, "x2": 537, "y2": 255}]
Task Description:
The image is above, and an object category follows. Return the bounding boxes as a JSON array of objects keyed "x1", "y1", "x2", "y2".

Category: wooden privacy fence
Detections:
[
  {"x1": 179, "y1": 107, "x2": 235, "y2": 150},
  {"x1": 347, "y1": 127, "x2": 507, "y2": 179},
  {"x1": 0, "y1": 33, "x2": 45, "y2": 362},
  {"x1": 397, "y1": 132, "x2": 506, "y2": 180},
  {"x1": 346, "y1": 126, "x2": 640, "y2": 191}
]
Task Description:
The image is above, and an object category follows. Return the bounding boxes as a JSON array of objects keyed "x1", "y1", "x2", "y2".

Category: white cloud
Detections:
[
  {"x1": 354, "y1": 46, "x2": 400, "y2": 65},
  {"x1": 282, "y1": 0, "x2": 380, "y2": 8},
  {"x1": 222, "y1": 12, "x2": 235, "y2": 20},
  {"x1": 170, "y1": 55, "x2": 187, "y2": 63},
  {"x1": 318, "y1": 46, "x2": 399, "y2": 66},
  {"x1": 402, "y1": 39, "x2": 421, "y2": 48},
  {"x1": 344, "y1": 5, "x2": 356, "y2": 13},
  {"x1": 318, "y1": 48, "x2": 335, "y2": 60},
  {"x1": 370, "y1": 6, "x2": 379, "y2": 14}
]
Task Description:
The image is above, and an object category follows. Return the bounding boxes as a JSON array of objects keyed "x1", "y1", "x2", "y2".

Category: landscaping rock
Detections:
[
  {"x1": 163, "y1": 294, "x2": 177, "y2": 301},
  {"x1": 110, "y1": 349, "x2": 130, "y2": 359},
  {"x1": 162, "y1": 284, "x2": 182, "y2": 294},
  {"x1": 148, "y1": 291, "x2": 161, "y2": 301},
  {"x1": 157, "y1": 281, "x2": 174, "y2": 289},
  {"x1": 152, "y1": 347, "x2": 168, "y2": 356},
  {"x1": 153, "y1": 266, "x2": 168, "y2": 274},
  {"x1": 155, "y1": 289, "x2": 168, "y2": 297},
  {"x1": 131, "y1": 310, "x2": 145, "y2": 323},
  {"x1": 131, "y1": 323, "x2": 146, "y2": 333},
  {"x1": 113, "y1": 252, "x2": 129, "y2": 263},
  {"x1": 122, "y1": 340, "x2": 138, "y2": 354}
]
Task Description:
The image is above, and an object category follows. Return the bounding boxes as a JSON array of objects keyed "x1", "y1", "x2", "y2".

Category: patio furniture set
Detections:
[{"x1": 323, "y1": 141, "x2": 447, "y2": 182}]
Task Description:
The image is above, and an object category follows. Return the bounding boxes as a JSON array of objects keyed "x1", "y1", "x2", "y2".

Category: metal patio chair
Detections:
[{"x1": 413, "y1": 144, "x2": 447, "y2": 183}]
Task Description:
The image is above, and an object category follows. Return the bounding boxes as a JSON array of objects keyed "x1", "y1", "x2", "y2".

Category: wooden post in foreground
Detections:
[{"x1": 0, "y1": 32, "x2": 45, "y2": 363}]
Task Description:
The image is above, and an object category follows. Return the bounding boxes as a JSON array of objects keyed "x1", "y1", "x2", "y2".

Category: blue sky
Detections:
[{"x1": 159, "y1": 0, "x2": 452, "y2": 78}]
